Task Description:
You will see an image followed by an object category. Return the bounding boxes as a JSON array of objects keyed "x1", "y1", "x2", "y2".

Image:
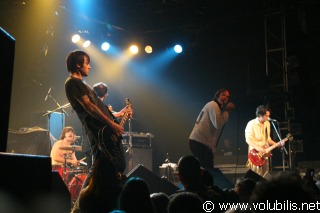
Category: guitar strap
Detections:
[{"x1": 265, "y1": 127, "x2": 268, "y2": 143}]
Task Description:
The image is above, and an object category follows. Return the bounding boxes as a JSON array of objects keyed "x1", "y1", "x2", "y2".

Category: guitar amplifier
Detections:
[
  {"x1": 122, "y1": 132, "x2": 154, "y2": 148},
  {"x1": 123, "y1": 146, "x2": 153, "y2": 173}
]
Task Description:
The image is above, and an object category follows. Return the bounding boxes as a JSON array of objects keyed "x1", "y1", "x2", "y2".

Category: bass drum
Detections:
[
  {"x1": 68, "y1": 173, "x2": 87, "y2": 202},
  {"x1": 52, "y1": 165, "x2": 69, "y2": 183}
]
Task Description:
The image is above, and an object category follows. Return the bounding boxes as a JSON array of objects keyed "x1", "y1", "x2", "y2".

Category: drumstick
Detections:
[
  {"x1": 80, "y1": 161, "x2": 87, "y2": 166},
  {"x1": 76, "y1": 157, "x2": 87, "y2": 166}
]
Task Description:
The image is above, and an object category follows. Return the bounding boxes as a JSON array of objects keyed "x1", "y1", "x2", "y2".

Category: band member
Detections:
[
  {"x1": 50, "y1": 126, "x2": 80, "y2": 182},
  {"x1": 92, "y1": 82, "x2": 131, "y2": 119},
  {"x1": 81, "y1": 81, "x2": 132, "y2": 171},
  {"x1": 189, "y1": 88, "x2": 235, "y2": 168},
  {"x1": 65, "y1": 50, "x2": 127, "y2": 190},
  {"x1": 245, "y1": 105, "x2": 279, "y2": 176},
  {"x1": 50, "y1": 126, "x2": 79, "y2": 167}
]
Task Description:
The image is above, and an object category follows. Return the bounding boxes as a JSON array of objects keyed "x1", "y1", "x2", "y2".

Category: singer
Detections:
[
  {"x1": 189, "y1": 88, "x2": 235, "y2": 168},
  {"x1": 245, "y1": 105, "x2": 279, "y2": 176}
]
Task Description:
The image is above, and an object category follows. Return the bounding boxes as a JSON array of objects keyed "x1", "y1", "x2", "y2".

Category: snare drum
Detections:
[
  {"x1": 52, "y1": 165, "x2": 69, "y2": 182},
  {"x1": 68, "y1": 173, "x2": 87, "y2": 202}
]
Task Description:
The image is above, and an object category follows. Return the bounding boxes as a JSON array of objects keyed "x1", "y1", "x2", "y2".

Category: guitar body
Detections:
[
  {"x1": 248, "y1": 148, "x2": 272, "y2": 167},
  {"x1": 97, "y1": 98, "x2": 132, "y2": 172},
  {"x1": 248, "y1": 133, "x2": 293, "y2": 167}
]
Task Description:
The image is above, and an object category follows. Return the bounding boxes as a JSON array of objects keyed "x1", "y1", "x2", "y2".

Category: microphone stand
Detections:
[
  {"x1": 43, "y1": 95, "x2": 70, "y2": 147},
  {"x1": 47, "y1": 93, "x2": 69, "y2": 117},
  {"x1": 270, "y1": 121, "x2": 288, "y2": 171},
  {"x1": 126, "y1": 118, "x2": 133, "y2": 172},
  {"x1": 164, "y1": 153, "x2": 174, "y2": 183},
  {"x1": 63, "y1": 153, "x2": 70, "y2": 184}
]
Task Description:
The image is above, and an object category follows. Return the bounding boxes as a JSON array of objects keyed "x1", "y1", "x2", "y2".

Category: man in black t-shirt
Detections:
[{"x1": 65, "y1": 50, "x2": 127, "y2": 188}]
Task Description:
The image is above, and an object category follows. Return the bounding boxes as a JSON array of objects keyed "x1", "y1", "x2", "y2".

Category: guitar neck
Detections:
[
  {"x1": 119, "y1": 111, "x2": 129, "y2": 127},
  {"x1": 265, "y1": 138, "x2": 287, "y2": 153},
  {"x1": 118, "y1": 98, "x2": 131, "y2": 127}
]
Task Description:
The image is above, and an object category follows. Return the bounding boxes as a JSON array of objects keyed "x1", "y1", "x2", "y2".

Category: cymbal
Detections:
[{"x1": 59, "y1": 145, "x2": 82, "y2": 152}]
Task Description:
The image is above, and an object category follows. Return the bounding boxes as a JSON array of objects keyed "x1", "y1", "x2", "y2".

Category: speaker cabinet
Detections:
[
  {"x1": 206, "y1": 168, "x2": 235, "y2": 189},
  {"x1": 0, "y1": 152, "x2": 52, "y2": 194},
  {"x1": 124, "y1": 147, "x2": 152, "y2": 173},
  {"x1": 0, "y1": 152, "x2": 71, "y2": 212},
  {"x1": 51, "y1": 170, "x2": 72, "y2": 212},
  {"x1": 7, "y1": 127, "x2": 56, "y2": 156},
  {"x1": 0, "y1": 27, "x2": 15, "y2": 152},
  {"x1": 244, "y1": 169, "x2": 266, "y2": 182},
  {"x1": 127, "y1": 164, "x2": 179, "y2": 196}
]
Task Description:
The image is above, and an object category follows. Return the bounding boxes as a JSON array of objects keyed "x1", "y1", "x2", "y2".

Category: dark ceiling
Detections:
[{"x1": 1, "y1": 0, "x2": 318, "y2": 40}]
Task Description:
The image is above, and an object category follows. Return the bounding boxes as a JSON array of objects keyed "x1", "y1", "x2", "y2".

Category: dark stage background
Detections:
[{"x1": 1, "y1": 0, "x2": 320, "y2": 174}]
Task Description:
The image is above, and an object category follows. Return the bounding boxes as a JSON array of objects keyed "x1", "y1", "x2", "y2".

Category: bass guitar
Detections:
[{"x1": 248, "y1": 133, "x2": 293, "y2": 167}]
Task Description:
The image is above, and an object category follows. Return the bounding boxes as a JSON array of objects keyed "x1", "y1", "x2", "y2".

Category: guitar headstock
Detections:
[
  {"x1": 286, "y1": 133, "x2": 293, "y2": 141},
  {"x1": 125, "y1": 98, "x2": 131, "y2": 107}
]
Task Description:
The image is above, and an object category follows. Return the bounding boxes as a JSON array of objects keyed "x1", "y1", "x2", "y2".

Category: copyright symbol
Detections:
[{"x1": 203, "y1": 201, "x2": 214, "y2": 212}]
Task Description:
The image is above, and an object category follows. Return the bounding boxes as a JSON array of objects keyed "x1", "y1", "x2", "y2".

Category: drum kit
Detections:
[{"x1": 52, "y1": 145, "x2": 88, "y2": 203}]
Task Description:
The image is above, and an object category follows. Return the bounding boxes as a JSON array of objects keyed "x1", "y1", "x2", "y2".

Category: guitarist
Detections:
[
  {"x1": 65, "y1": 50, "x2": 132, "y2": 210},
  {"x1": 79, "y1": 82, "x2": 132, "y2": 171},
  {"x1": 93, "y1": 82, "x2": 132, "y2": 119},
  {"x1": 245, "y1": 105, "x2": 279, "y2": 176}
]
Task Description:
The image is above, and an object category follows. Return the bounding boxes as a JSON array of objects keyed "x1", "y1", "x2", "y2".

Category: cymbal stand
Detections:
[
  {"x1": 63, "y1": 153, "x2": 68, "y2": 184},
  {"x1": 63, "y1": 152, "x2": 72, "y2": 184},
  {"x1": 48, "y1": 92, "x2": 69, "y2": 117},
  {"x1": 270, "y1": 121, "x2": 288, "y2": 171},
  {"x1": 42, "y1": 93, "x2": 69, "y2": 141}
]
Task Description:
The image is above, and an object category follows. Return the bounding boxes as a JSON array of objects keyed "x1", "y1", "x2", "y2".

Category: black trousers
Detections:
[{"x1": 189, "y1": 139, "x2": 214, "y2": 168}]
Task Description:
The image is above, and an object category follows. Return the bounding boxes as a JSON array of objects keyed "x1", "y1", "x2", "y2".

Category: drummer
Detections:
[{"x1": 50, "y1": 126, "x2": 80, "y2": 168}]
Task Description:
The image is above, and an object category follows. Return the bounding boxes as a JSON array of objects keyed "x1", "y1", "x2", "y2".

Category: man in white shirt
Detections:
[{"x1": 245, "y1": 105, "x2": 278, "y2": 176}]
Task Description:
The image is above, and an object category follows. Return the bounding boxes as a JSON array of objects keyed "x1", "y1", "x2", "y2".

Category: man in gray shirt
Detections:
[{"x1": 189, "y1": 89, "x2": 235, "y2": 168}]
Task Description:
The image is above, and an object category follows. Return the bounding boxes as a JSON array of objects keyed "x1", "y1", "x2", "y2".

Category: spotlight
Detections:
[
  {"x1": 101, "y1": 42, "x2": 110, "y2": 51},
  {"x1": 130, "y1": 45, "x2": 139, "y2": 54},
  {"x1": 145, "y1": 45, "x2": 152, "y2": 54},
  {"x1": 71, "y1": 34, "x2": 80, "y2": 43},
  {"x1": 174, "y1": 44, "x2": 182, "y2": 53},
  {"x1": 83, "y1": 40, "x2": 91, "y2": 48}
]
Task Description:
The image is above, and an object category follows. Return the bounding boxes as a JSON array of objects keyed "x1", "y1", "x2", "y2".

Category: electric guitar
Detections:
[
  {"x1": 248, "y1": 133, "x2": 293, "y2": 166},
  {"x1": 98, "y1": 98, "x2": 132, "y2": 161}
]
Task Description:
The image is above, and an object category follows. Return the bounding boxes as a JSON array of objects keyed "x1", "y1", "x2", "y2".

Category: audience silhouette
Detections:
[
  {"x1": 77, "y1": 154, "x2": 124, "y2": 213},
  {"x1": 68, "y1": 153, "x2": 320, "y2": 213},
  {"x1": 119, "y1": 177, "x2": 155, "y2": 213},
  {"x1": 170, "y1": 155, "x2": 228, "y2": 212},
  {"x1": 168, "y1": 191, "x2": 203, "y2": 213},
  {"x1": 250, "y1": 171, "x2": 317, "y2": 211},
  {"x1": 150, "y1": 192, "x2": 170, "y2": 213}
]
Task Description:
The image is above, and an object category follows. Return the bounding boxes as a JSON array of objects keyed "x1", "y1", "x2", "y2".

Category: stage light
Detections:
[
  {"x1": 145, "y1": 45, "x2": 152, "y2": 54},
  {"x1": 101, "y1": 42, "x2": 110, "y2": 51},
  {"x1": 130, "y1": 45, "x2": 139, "y2": 54},
  {"x1": 71, "y1": 34, "x2": 80, "y2": 43},
  {"x1": 174, "y1": 44, "x2": 182, "y2": 53},
  {"x1": 83, "y1": 40, "x2": 91, "y2": 48}
]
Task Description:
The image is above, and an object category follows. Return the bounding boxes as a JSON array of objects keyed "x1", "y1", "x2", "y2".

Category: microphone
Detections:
[
  {"x1": 268, "y1": 118, "x2": 277, "y2": 122},
  {"x1": 44, "y1": 86, "x2": 52, "y2": 101}
]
